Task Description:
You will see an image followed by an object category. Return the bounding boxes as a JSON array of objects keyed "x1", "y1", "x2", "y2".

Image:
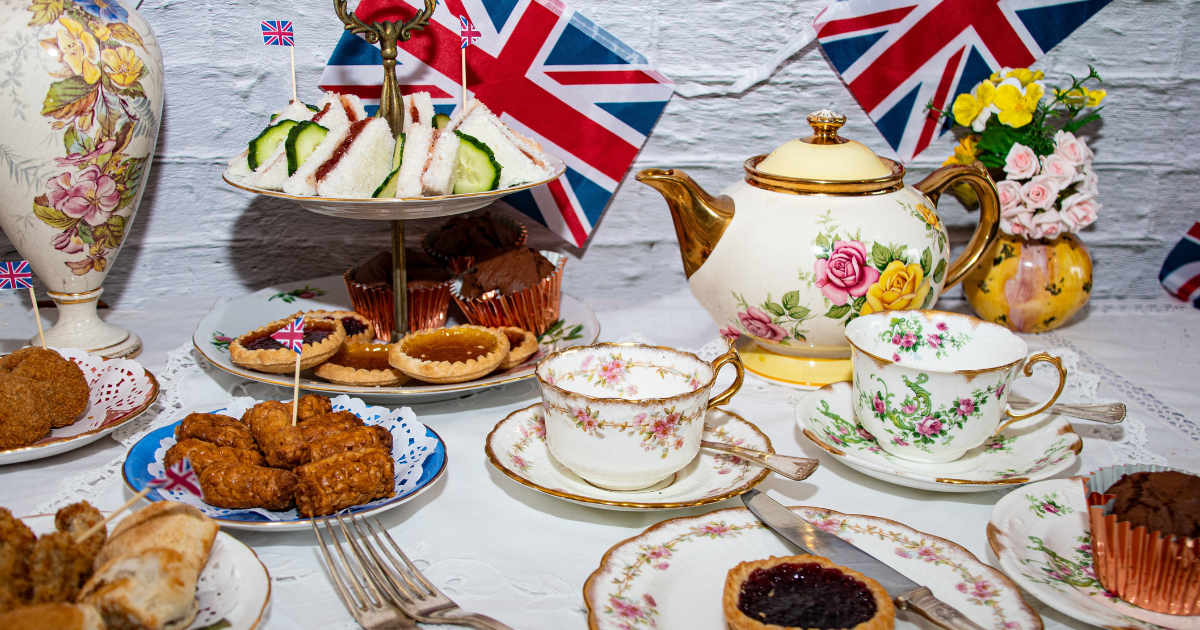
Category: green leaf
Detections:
[
  {"x1": 98, "y1": 103, "x2": 120, "y2": 140},
  {"x1": 120, "y1": 81, "x2": 148, "y2": 100},
  {"x1": 763, "y1": 301, "x2": 785, "y2": 317},
  {"x1": 825, "y1": 304, "x2": 851, "y2": 319},
  {"x1": 788, "y1": 305, "x2": 811, "y2": 321},
  {"x1": 781, "y1": 290, "x2": 800, "y2": 311},
  {"x1": 976, "y1": 124, "x2": 1022, "y2": 161},
  {"x1": 41, "y1": 76, "x2": 97, "y2": 118},
  {"x1": 63, "y1": 127, "x2": 81, "y2": 154},
  {"x1": 93, "y1": 215, "x2": 125, "y2": 249},
  {"x1": 933, "y1": 259, "x2": 947, "y2": 284},
  {"x1": 892, "y1": 243, "x2": 910, "y2": 264},
  {"x1": 921, "y1": 290, "x2": 934, "y2": 309},
  {"x1": 920, "y1": 248, "x2": 932, "y2": 276},
  {"x1": 814, "y1": 233, "x2": 831, "y2": 251},
  {"x1": 852, "y1": 295, "x2": 866, "y2": 311},
  {"x1": 870, "y1": 242, "x2": 892, "y2": 269},
  {"x1": 32, "y1": 195, "x2": 77, "y2": 230},
  {"x1": 1063, "y1": 107, "x2": 1103, "y2": 133},
  {"x1": 793, "y1": 331, "x2": 807, "y2": 342},
  {"x1": 77, "y1": 223, "x2": 95, "y2": 244},
  {"x1": 978, "y1": 153, "x2": 1006, "y2": 169}
]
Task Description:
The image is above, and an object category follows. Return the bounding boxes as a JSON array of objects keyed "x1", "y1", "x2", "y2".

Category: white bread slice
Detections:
[
  {"x1": 274, "y1": 99, "x2": 316, "y2": 123},
  {"x1": 456, "y1": 106, "x2": 553, "y2": 188},
  {"x1": 249, "y1": 141, "x2": 292, "y2": 190},
  {"x1": 282, "y1": 124, "x2": 351, "y2": 196},
  {"x1": 402, "y1": 92, "x2": 434, "y2": 132},
  {"x1": 226, "y1": 149, "x2": 253, "y2": 182},
  {"x1": 315, "y1": 118, "x2": 396, "y2": 198},
  {"x1": 312, "y1": 92, "x2": 367, "y2": 130},
  {"x1": 421, "y1": 128, "x2": 461, "y2": 195},
  {"x1": 395, "y1": 122, "x2": 433, "y2": 197}
]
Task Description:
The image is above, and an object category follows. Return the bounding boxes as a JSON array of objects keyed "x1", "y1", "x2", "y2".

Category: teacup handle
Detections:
[
  {"x1": 707, "y1": 342, "x2": 745, "y2": 409},
  {"x1": 994, "y1": 352, "x2": 1067, "y2": 435}
]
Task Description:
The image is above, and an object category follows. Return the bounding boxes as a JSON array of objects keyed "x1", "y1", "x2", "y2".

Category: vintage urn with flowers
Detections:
[
  {"x1": 0, "y1": 0, "x2": 162, "y2": 356},
  {"x1": 636, "y1": 110, "x2": 1002, "y2": 385}
]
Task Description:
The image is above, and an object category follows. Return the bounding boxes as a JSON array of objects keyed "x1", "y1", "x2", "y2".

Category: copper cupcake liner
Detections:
[
  {"x1": 421, "y1": 214, "x2": 528, "y2": 274},
  {"x1": 1084, "y1": 465, "x2": 1200, "y2": 615},
  {"x1": 342, "y1": 269, "x2": 451, "y2": 343},
  {"x1": 450, "y1": 250, "x2": 565, "y2": 335}
]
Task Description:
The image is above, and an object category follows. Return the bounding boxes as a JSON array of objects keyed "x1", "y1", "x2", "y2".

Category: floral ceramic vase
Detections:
[
  {"x1": 963, "y1": 232, "x2": 1093, "y2": 333},
  {"x1": 0, "y1": 0, "x2": 162, "y2": 357}
]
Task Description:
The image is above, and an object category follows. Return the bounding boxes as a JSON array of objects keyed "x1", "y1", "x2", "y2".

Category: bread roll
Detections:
[
  {"x1": 93, "y1": 502, "x2": 217, "y2": 575},
  {"x1": 79, "y1": 548, "x2": 199, "y2": 630},
  {"x1": 0, "y1": 602, "x2": 104, "y2": 630}
]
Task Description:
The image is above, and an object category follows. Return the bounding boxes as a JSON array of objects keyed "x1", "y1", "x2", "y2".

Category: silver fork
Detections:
[
  {"x1": 335, "y1": 512, "x2": 515, "y2": 630},
  {"x1": 700, "y1": 440, "x2": 820, "y2": 481},
  {"x1": 311, "y1": 518, "x2": 416, "y2": 630}
]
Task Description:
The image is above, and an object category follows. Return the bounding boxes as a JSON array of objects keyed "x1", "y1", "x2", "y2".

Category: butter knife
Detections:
[{"x1": 742, "y1": 490, "x2": 985, "y2": 630}]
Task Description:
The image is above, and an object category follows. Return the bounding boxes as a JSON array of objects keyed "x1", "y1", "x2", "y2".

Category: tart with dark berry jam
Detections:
[
  {"x1": 302, "y1": 309, "x2": 375, "y2": 343},
  {"x1": 230, "y1": 316, "x2": 346, "y2": 374},
  {"x1": 723, "y1": 555, "x2": 895, "y2": 630}
]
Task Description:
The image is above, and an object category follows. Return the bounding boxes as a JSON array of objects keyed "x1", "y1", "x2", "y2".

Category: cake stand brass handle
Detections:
[
  {"x1": 995, "y1": 352, "x2": 1068, "y2": 434},
  {"x1": 897, "y1": 586, "x2": 987, "y2": 630},
  {"x1": 914, "y1": 160, "x2": 1000, "y2": 290},
  {"x1": 707, "y1": 341, "x2": 744, "y2": 409},
  {"x1": 700, "y1": 441, "x2": 819, "y2": 481}
]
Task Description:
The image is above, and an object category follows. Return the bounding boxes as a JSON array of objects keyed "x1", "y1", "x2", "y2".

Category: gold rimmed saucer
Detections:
[{"x1": 484, "y1": 403, "x2": 772, "y2": 510}]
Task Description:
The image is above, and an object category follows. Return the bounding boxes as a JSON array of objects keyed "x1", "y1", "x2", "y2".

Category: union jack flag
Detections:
[
  {"x1": 318, "y1": 0, "x2": 674, "y2": 247},
  {"x1": 814, "y1": 0, "x2": 1112, "y2": 162},
  {"x1": 1160, "y1": 222, "x2": 1200, "y2": 308},
  {"x1": 0, "y1": 261, "x2": 33, "y2": 290},
  {"x1": 261, "y1": 20, "x2": 294, "y2": 47},
  {"x1": 270, "y1": 317, "x2": 306, "y2": 353},
  {"x1": 459, "y1": 15, "x2": 480, "y2": 49},
  {"x1": 149, "y1": 458, "x2": 201, "y2": 496}
]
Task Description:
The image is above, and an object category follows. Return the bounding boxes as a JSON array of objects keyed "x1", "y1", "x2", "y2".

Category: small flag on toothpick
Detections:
[
  {"x1": 458, "y1": 15, "x2": 480, "y2": 111},
  {"x1": 271, "y1": 317, "x2": 306, "y2": 425},
  {"x1": 76, "y1": 458, "x2": 200, "y2": 544},
  {"x1": 261, "y1": 20, "x2": 298, "y2": 103},
  {"x1": 0, "y1": 260, "x2": 45, "y2": 348}
]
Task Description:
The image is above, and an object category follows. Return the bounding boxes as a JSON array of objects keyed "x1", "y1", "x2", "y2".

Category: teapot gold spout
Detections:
[{"x1": 634, "y1": 168, "x2": 734, "y2": 278}]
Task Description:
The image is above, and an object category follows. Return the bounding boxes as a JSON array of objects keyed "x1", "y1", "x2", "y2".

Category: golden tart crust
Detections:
[
  {"x1": 723, "y1": 555, "x2": 895, "y2": 630},
  {"x1": 496, "y1": 327, "x2": 538, "y2": 371},
  {"x1": 300, "y1": 309, "x2": 374, "y2": 344},
  {"x1": 313, "y1": 342, "x2": 410, "y2": 387},
  {"x1": 230, "y1": 316, "x2": 346, "y2": 374},
  {"x1": 388, "y1": 325, "x2": 509, "y2": 384}
]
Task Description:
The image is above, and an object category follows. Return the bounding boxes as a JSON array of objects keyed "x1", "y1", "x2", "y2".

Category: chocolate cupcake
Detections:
[
  {"x1": 343, "y1": 249, "x2": 451, "y2": 342},
  {"x1": 1084, "y1": 465, "x2": 1200, "y2": 615},
  {"x1": 451, "y1": 246, "x2": 565, "y2": 335},
  {"x1": 421, "y1": 212, "x2": 527, "y2": 273}
]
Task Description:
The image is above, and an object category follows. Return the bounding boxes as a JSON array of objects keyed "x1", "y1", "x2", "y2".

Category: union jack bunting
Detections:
[
  {"x1": 0, "y1": 261, "x2": 33, "y2": 290},
  {"x1": 318, "y1": 0, "x2": 674, "y2": 247},
  {"x1": 813, "y1": 0, "x2": 1112, "y2": 162},
  {"x1": 270, "y1": 318, "x2": 306, "y2": 353},
  {"x1": 148, "y1": 459, "x2": 201, "y2": 496},
  {"x1": 1160, "y1": 222, "x2": 1200, "y2": 308},
  {"x1": 261, "y1": 20, "x2": 294, "y2": 47},
  {"x1": 459, "y1": 15, "x2": 480, "y2": 49}
]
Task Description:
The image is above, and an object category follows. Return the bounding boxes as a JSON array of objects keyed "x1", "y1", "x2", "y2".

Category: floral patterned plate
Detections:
[
  {"x1": 485, "y1": 404, "x2": 772, "y2": 510},
  {"x1": 795, "y1": 382, "x2": 1081, "y2": 492},
  {"x1": 192, "y1": 275, "x2": 598, "y2": 403},
  {"x1": 987, "y1": 477, "x2": 1200, "y2": 630},
  {"x1": 584, "y1": 505, "x2": 1041, "y2": 630}
]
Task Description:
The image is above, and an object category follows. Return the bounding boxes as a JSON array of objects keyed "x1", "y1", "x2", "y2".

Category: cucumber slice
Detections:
[
  {"x1": 285, "y1": 121, "x2": 330, "y2": 176},
  {"x1": 306, "y1": 103, "x2": 320, "y2": 113},
  {"x1": 391, "y1": 133, "x2": 405, "y2": 170},
  {"x1": 452, "y1": 131, "x2": 501, "y2": 194},
  {"x1": 433, "y1": 113, "x2": 451, "y2": 129},
  {"x1": 372, "y1": 168, "x2": 401, "y2": 198},
  {"x1": 247, "y1": 120, "x2": 298, "y2": 170}
]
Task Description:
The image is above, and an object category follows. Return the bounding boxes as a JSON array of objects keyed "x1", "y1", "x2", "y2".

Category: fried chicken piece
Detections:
[
  {"x1": 175, "y1": 413, "x2": 257, "y2": 450},
  {"x1": 30, "y1": 532, "x2": 91, "y2": 604},
  {"x1": 298, "y1": 410, "x2": 365, "y2": 444},
  {"x1": 309, "y1": 425, "x2": 393, "y2": 462},
  {"x1": 0, "y1": 347, "x2": 89, "y2": 428},
  {"x1": 0, "y1": 375, "x2": 52, "y2": 450},
  {"x1": 199, "y1": 462, "x2": 297, "y2": 510},
  {"x1": 294, "y1": 448, "x2": 395, "y2": 517},
  {"x1": 0, "y1": 508, "x2": 36, "y2": 613},
  {"x1": 165, "y1": 438, "x2": 266, "y2": 476},
  {"x1": 54, "y1": 502, "x2": 105, "y2": 564},
  {"x1": 297, "y1": 394, "x2": 333, "y2": 421},
  {"x1": 245, "y1": 401, "x2": 308, "y2": 468}
]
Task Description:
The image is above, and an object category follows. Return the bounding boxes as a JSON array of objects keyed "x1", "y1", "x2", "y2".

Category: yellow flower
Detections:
[
  {"x1": 860, "y1": 260, "x2": 931, "y2": 315},
  {"x1": 915, "y1": 203, "x2": 943, "y2": 231},
  {"x1": 952, "y1": 80, "x2": 995, "y2": 127},
  {"x1": 101, "y1": 46, "x2": 143, "y2": 88},
  {"x1": 994, "y1": 82, "x2": 1044, "y2": 128},
  {"x1": 89, "y1": 20, "x2": 110, "y2": 41},
  {"x1": 56, "y1": 17, "x2": 100, "y2": 84},
  {"x1": 943, "y1": 135, "x2": 978, "y2": 166},
  {"x1": 1085, "y1": 88, "x2": 1106, "y2": 106}
]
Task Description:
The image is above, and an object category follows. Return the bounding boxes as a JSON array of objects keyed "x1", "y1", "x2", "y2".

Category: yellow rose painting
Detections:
[{"x1": 860, "y1": 260, "x2": 931, "y2": 315}]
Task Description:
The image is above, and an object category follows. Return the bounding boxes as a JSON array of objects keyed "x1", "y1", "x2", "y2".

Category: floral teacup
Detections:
[
  {"x1": 535, "y1": 342, "x2": 744, "y2": 490},
  {"x1": 845, "y1": 310, "x2": 1066, "y2": 464}
]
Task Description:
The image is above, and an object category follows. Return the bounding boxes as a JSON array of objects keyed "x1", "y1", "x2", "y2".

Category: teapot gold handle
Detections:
[{"x1": 914, "y1": 161, "x2": 1001, "y2": 289}]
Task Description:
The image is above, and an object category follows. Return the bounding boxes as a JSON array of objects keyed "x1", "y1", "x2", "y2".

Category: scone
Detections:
[{"x1": 723, "y1": 555, "x2": 895, "y2": 630}]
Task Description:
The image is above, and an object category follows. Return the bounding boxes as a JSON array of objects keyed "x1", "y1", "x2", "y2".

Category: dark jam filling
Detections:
[
  {"x1": 243, "y1": 329, "x2": 333, "y2": 351},
  {"x1": 341, "y1": 317, "x2": 369, "y2": 337},
  {"x1": 737, "y1": 563, "x2": 877, "y2": 629}
]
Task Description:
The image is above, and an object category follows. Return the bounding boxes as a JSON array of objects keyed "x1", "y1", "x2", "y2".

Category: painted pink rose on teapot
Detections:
[{"x1": 814, "y1": 240, "x2": 880, "y2": 306}]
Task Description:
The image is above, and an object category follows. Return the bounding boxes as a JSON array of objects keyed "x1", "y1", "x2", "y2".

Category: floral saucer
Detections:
[
  {"x1": 485, "y1": 404, "x2": 772, "y2": 510},
  {"x1": 795, "y1": 382, "x2": 1081, "y2": 492},
  {"x1": 988, "y1": 477, "x2": 1200, "y2": 630},
  {"x1": 584, "y1": 505, "x2": 1041, "y2": 630}
]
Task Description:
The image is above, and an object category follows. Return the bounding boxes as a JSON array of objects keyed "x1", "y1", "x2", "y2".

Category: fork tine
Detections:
[
  {"x1": 333, "y1": 512, "x2": 389, "y2": 607},
  {"x1": 322, "y1": 515, "x2": 375, "y2": 608},
  {"x1": 370, "y1": 516, "x2": 441, "y2": 595},
  {"x1": 311, "y1": 519, "x2": 363, "y2": 619},
  {"x1": 362, "y1": 516, "x2": 430, "y2": 600},
  {"x1": 344, "y1": 513, "x2": 416, "y2": 606}
]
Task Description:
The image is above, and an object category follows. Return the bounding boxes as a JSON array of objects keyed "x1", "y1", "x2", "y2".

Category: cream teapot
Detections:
[{"x1": 637, "y1": 110, "x2": 1001, "y2": 360}]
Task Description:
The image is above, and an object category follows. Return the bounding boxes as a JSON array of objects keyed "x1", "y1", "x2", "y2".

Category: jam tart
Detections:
[
  {"x1": 723, "y1": 555, "x2": 895, "y2": 630},
  {"x1": 496, "y1": 327, "x2": 538, "y2": 371},
  {"x1": 230, "y1": 316, "x2": 347, "y2": 374},
  {"x1": 313, "y1": 342, "x2": 409, "y2": 387},
  {"x1": 300, "y1": 309, "x2": 374, "y2": 344},
  {"x1": 388, "y1": 325, "x2": 509, "y2": 384}
]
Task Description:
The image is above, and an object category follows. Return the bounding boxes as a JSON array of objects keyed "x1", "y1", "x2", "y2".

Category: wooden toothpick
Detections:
[
  {"x1": 75, "y1": 487, "x2": 150, "y2": 544},
  {"x1": 28, "y1": 286, "x2": 45, "y2": 348},
  {"x1": 290, "y1": 45, "x2": 298, "y2": 103},
  {"x1": 291, "y1": 351, "x2": 301, "y2": 426}
]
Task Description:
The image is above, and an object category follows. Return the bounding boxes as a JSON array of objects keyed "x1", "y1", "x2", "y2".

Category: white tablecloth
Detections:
[{"x1": 1, "y1": 291, "x2": 1197, "y2": 630}]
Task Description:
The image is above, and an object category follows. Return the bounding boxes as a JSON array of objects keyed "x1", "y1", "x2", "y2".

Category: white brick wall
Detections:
[{"x1": 4, "y1": 0, "x2": 1193, "y2": 311}]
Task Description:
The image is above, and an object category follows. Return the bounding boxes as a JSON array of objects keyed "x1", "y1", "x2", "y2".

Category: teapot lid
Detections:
[{"x1": 755, "y1": 110, "x2": 893, "y2": 180}]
